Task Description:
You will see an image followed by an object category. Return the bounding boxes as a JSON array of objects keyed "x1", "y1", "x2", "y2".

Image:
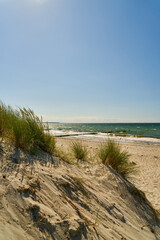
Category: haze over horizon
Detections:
[{"x1": 1, "y1": 0, "x2": 160, "y2": 123}]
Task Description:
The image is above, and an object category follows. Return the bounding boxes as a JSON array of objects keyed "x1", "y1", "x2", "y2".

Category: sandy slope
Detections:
[
  {"x1": 56, "y1": 137, "x2": 160, "y2": 211},
  {"x1": 0, "y1": 141, "x2": 160, "y2": 240}
]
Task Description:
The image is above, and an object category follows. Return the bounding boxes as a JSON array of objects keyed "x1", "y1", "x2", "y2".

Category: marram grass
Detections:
[
  {"x1": 98, "y1": 139, "x2": 136, "y2": 178},
  {"x1": 0, "y1": 102, "x2": 55, "y2": 154},
  {"x1": 71, "y1": 141, "x2": 88, "y2": 161}
]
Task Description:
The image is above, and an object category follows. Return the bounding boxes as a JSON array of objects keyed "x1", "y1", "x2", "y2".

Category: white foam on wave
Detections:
[
  {"x1": 49, "y1": 129, "x2": 160, "y2": 146},
  {"x1": 49, "y1": 129, "x2": 89, "y2": 136},
  {"x1": 76, "y1": 133, "x2": 160, "y2": 146}
]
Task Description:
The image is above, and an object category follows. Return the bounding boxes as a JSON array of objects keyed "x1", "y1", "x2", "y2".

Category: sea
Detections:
[{"x1": 47, "y1": 123, "x2": 160, "y2": 138}]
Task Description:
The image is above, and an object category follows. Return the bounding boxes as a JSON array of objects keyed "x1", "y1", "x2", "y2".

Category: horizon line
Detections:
[{"x1": 43, "y1": 121, "x2": 160, "y2": 124}]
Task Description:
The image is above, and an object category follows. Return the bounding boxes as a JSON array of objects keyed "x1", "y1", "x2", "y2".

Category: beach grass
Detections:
[
  {"x1": 54, "y1": 147, "x2": 76, "y2": 164},
  {"x1": 98, "y1": 139, "x2": 136, "y2": 178},
  {"x1": 71, "y1": 141, "x2": 88, "y2": 161},
  {"x1": 0, "y1": 102, "x2": 55, "y2": 154}
]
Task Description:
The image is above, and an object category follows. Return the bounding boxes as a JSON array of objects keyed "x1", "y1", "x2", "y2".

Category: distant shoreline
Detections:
[
  {"x1": 50, "y1": 130, "x2": 160, "y2": 147},
  {"x1": 47, "y1": 122, "x2": 160, "y2": 140}
]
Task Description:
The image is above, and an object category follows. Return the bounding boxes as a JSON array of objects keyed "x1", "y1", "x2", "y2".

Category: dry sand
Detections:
[
  {"x1": 55, "y1": 137, "x2": 160, "y2": 211},
  {"x1": 0, "y1": 138, "x2": 160, "y2": 240}
]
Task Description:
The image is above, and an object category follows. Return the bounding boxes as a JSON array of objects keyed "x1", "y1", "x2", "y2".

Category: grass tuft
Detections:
[
  {"x1": 54, "y1": 148, "x2": 75, "y2": 164},
  {"x1": 0, "y1": 102, "x2": 55, "y2": 154},
  {"x1": 98, "y1": 139, "x2": 136, "y2": 178},
  {"x1": 71, "y1": 141, "x2": 88, "y2": 161}
]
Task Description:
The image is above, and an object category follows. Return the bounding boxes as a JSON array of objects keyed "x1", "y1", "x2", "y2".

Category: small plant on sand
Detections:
[
  {"x1": 98, "y1": 140, "x2": 136, "y2": 178},
  {"x1": 71, "y1": 141, "x2": 88, "y2": 161},
  {"x1": 54, "y1": 148, "x2": 75, "y2": 164}
]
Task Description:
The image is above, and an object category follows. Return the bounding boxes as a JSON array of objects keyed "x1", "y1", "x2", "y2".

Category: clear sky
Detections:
[{"x1": 0, "y1": 0, "x2": 160, "y2": 123}]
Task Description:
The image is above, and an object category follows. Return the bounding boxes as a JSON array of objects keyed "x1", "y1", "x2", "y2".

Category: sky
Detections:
[{"x1": 0, "y1": 0, "x2": 160, "y2": 123}]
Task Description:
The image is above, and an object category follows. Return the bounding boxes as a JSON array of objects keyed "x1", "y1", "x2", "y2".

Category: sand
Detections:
[
  {"x1": 55, "y1": 137, "x2": 160, "y2": 211},
  {"x1": 0, "y1": 138, "x2": 160, "y2": 239}
]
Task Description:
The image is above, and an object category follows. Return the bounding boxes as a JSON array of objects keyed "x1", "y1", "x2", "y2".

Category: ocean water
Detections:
[{"x1": 47, "y1": 123, "x2": 160, "y2": 138}]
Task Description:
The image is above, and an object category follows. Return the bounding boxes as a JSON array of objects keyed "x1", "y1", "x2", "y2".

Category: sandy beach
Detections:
[
  {"x1": 2, "y1": 0, "x2": 160, "y2": 238},
  {"x1": 0, "y1": 137, "x2": 160, "y2": 239},
  {"x1": 55, "y1": 136, "x2": 160, "y2": 211}
]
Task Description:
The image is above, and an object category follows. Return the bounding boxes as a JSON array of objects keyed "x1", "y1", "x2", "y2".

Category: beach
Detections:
[
  {"x1": 0, "y1": 106, "x2": 160, "y2": 239},
  {"x1": 1, "y1": 137, "x2": 160, "y2": 239},
  {"x1": 2, "y1": 0, "x2": 160, "y2": 238},
  {"x1": 55, "y1": 136, "x2": 160, "y2": 211}
]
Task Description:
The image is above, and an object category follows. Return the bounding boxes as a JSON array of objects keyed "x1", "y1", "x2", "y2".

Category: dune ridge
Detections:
[{"x1": 0, "y1": 140, "x2": 160, "y2": 240}]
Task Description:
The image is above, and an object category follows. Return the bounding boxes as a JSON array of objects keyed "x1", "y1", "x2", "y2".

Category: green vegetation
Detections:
[
  {"x1": 54, "y1": 148, "x2": 75, "y2": 164},
  {"x1": 0, "y1": 102, "x2": 55, "y2": 154},
  {"x1": 98, "y1": 140, "x2": 136, "y2": 178},
  {"x1": 71, "y1": 141, "x2": 88, "y2": 161},
  {"x1": 0, "y1": 102, "x2": 135, "y2": 179}
]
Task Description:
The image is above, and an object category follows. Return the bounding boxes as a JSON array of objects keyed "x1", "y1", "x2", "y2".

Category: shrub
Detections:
[
  {"x1": 71, "y1": 141, "x2": 88, "y2": 161},
  {"x1": 98, "y1": 140, "x2": 136, "y2": 178}
]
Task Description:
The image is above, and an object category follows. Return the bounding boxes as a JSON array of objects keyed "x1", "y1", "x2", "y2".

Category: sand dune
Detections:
[
  {"x1": 0, "y1": 140, "x2": 160, "y2": 239},
  {"x1": 56, "y1": 137, "x2": 160, "y2": 211}
]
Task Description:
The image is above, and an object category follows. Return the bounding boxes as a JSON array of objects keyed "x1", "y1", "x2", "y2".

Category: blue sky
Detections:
[{"x1": 0, "y1": 0, "x2": 160, "y2": 122}]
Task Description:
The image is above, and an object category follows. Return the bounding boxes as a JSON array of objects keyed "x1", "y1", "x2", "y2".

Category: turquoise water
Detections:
[{"x1": 47, "y1": 123, "x2": 160, "y2": 138}]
